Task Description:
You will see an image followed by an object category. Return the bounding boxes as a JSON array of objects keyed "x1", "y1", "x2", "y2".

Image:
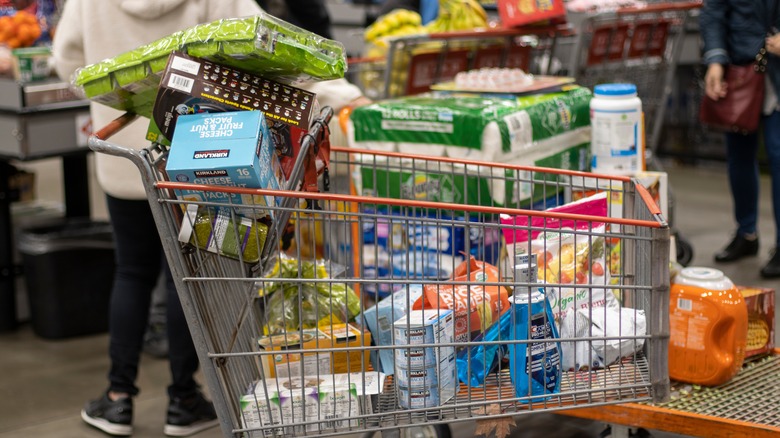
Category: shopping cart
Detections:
[
  {"x1": 348, "y1": 24, "x2": 572, "y2": 100},
  {"x1": 89, "y1": 110, "x2": 670, "y2": 437},
  {"x1": 565, "y1": 0, "x2": 701, "y2": 163},
  {"x1": 564, "y1": 1, "x2": 701, "y2": 267}
]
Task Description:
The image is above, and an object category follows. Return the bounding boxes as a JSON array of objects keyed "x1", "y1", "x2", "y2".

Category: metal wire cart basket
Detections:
[{"x1": 90, "y1": 107, "x2": 670, "y2": 437}]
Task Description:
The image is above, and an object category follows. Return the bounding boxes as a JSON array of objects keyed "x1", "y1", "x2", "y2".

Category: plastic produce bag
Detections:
[
  {"x1": 559, "y1": 307, "x2": 646, "y2": 371},
  {"x1": 259, "y1": 255, "x2": 361, "y2": 335},
  {"x1": 456, "y1": 308, "x2": 513, "y2": 387}
]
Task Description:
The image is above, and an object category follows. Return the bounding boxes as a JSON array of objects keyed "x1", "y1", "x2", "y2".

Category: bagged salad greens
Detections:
[
  {"x1": 73, "y1": 11, "x2": 346, "y2": 117},
  {"x1": 258, "y1": 255, "x2": 361, "y2": 335}
]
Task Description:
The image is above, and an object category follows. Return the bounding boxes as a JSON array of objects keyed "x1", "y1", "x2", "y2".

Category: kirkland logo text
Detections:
[
  {"x1": 194, "y1": 170, "x2": 228, "y2": 178},
  {"x1": 193, "y1": 149, "x2": 230, "y2": 159}
]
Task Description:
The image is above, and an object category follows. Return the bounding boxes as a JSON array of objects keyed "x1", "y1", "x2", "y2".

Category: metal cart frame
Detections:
[{"x1": 89, "y1": 110, "x2": 671, "y2": 437}]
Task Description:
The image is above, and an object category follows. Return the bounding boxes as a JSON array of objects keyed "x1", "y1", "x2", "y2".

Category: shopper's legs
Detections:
[
  {"x1": 726, "y1": 131, "x2": 761, "y2": 235},
  {"x1": 164, "y1": 264, "x2": 200, "y2": 400},
  {"x1": 760, "y1": 110, "x2": 780, "y2": 277},
  {"x1": 82, "y1": 196, "x2": 162, "y2": 435},
  {"x1": 106, "y1": 196, "x2": 163, "y2": 397},
  {"x1": 762, "y1": 110, "x2": 780, "y2": 245},
  {"x1": 143, "y1": 266, "x2": 169, "y2": 359},
  {"x1": 715, "y1": 132, "x2": 761, "y2": 262},
  {"x1": 163, "y1": 265, "x2": 218, "y2": 436}
]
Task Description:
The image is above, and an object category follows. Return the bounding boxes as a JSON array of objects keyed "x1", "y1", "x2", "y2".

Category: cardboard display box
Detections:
[{"x1": 738, "y1": 286, "x2": 775, "y2": 358}]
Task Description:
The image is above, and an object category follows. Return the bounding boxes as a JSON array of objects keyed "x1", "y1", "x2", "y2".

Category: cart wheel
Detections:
[
  {"x1": 361, "y1": 425, "x2": 451, "y2": 438},
  {"x1": 675, "y1": 233, "x2": 694, "y2": 267},
  {"x1": 402, "y1": 425, "x2": 451, "y2": 438},
  {"x1": 599, "y1": 425, "x2": 654, "y2": 438}
]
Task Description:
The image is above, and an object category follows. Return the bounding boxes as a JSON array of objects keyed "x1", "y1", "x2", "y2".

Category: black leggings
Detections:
[{"x1": 106, "y1": 195, "x2": 199, "y2": 399}]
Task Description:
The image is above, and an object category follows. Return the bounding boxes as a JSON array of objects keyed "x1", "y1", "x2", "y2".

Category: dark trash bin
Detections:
[{"x1": 17, "y1": 219, "x2": 115, "y2": 339}]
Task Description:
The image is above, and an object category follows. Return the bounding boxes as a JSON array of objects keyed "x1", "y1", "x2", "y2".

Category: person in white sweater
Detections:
[{"x1": 53, "y1": 0, "x2": 364, "y2": 436}]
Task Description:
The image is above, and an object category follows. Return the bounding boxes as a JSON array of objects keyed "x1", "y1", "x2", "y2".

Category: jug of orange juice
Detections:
[{"x1": 669, "y1": 267, "x2": 747, "y2": 386}]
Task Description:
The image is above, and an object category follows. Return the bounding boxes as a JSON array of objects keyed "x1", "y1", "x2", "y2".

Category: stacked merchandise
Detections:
[
  {"x1": 349, "y1": 86, "x2": 592, "y2": 207},
  {"x1": 349, "y1": 86, "x2": 592, "y2": 298}
]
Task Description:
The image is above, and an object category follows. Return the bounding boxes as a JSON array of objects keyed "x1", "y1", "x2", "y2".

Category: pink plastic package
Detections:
[{"x1": 500, "y1": 192, "x2": 621, "y2": 323}]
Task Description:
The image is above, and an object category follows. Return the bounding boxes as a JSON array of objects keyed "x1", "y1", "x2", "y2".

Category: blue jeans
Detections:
[
  {"x1": 106, "y1": 196, "x2": 200, "y2": 399},
  {"x1": 726, "y1": 110, "x2": 780, "y2": 246}
]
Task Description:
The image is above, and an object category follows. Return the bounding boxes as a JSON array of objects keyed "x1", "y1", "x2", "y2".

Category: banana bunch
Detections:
[
  {"x1": 425, "y1": 0, "x2": 489, "y2": 33},
  {"x1": 364, "y1": 9, "x2": 424, "y2": 44}
]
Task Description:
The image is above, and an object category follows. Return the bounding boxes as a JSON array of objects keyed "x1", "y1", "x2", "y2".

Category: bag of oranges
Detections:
[{"x1": 0, "y1": 10, "x2": 41, "y2": 49}]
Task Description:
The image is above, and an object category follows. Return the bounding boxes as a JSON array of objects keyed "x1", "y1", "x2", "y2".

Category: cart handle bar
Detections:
[
  {"x1": 154, "y1": 181, "x2": 665, "y2": 228},
  {"x1": 330, "y1": 146, "x2": 633, "y2": 182},
  {"x1": 616, "y1": 0, "x2": 702, "y2": 15},
  {"x1": 93, "y1": 112, "x2": 139, "y2": 141}
]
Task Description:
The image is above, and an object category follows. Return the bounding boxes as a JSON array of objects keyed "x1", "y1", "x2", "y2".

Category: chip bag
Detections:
[{"x1": 413, "y1": 257, "x2": 511, "y2": 342}]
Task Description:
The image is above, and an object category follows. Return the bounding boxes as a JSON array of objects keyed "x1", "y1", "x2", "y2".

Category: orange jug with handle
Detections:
[{"x1": 669, "y1": 267, "x2": 747, "y2": 386}]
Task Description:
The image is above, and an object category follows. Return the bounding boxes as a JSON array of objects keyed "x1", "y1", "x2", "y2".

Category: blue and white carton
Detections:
[
  {"x1": 393, "y1": 309, "x2": 458, "y2": 409},
  {"x1": 165, "y1": 110, "x2": 284, "y2": 218},
  {"x1": 361, "y1": 284, "x2": 424, "y2": 375}
]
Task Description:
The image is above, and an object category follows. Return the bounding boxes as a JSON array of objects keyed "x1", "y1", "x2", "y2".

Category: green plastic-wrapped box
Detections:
[
  {"x1": 180, "y1": 206, "x2": 269, "y2": 264},
  {"x1": 73, "y1": 12, "x2": 346, "y2": 117}
]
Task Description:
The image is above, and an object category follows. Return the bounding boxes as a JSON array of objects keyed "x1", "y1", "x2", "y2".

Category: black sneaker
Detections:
[
  {"x1": 164, "y1": 392, "x2": 219, "y2": 437},
  {"x1": 81, "y1": 392, "x2": 133, "y2": 436}
]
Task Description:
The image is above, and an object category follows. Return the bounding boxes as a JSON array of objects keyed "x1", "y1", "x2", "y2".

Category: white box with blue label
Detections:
[
  {"x1": 165, "y1": 110, "x2": 284, "y2": 217},
  {"x1": 393, "y1": 309, "x2": 455, "y2": 346},
  {"x1": 393, "y1": 309, "x2": 458, "y2": 408}
]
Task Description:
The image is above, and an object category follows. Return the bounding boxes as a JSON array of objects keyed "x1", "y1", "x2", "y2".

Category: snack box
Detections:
[
  {"x1": 497, "y1": 0, "x2": 567, "y2": 28},
  {"x1": 147, "y1": 51, "x2": 318, "y2": 179},
  {"x1": 165, "y1": 110, "x2": 284, "y2": 218},
  {"x1": 256, "y1": 328, "x2": 324, "y2": 379},
  {"x1": 317, "y1": 323, "x2": 372, "y2": 374},
  {"x1": 240, "y1": 371, "x2": 385, "y2": 437},
  {"x1": 361, "y1": 285, "x2": 425, "y2": 374},
  {"x1": 257, "y1": 324, "x2": 372, "y2": 378},
  {"x1": 566, "y1": 171, "x2": 669, "y2": 220},
  {"x1": 738, "y1": 286, "x2": 775, "y2": 358}
]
